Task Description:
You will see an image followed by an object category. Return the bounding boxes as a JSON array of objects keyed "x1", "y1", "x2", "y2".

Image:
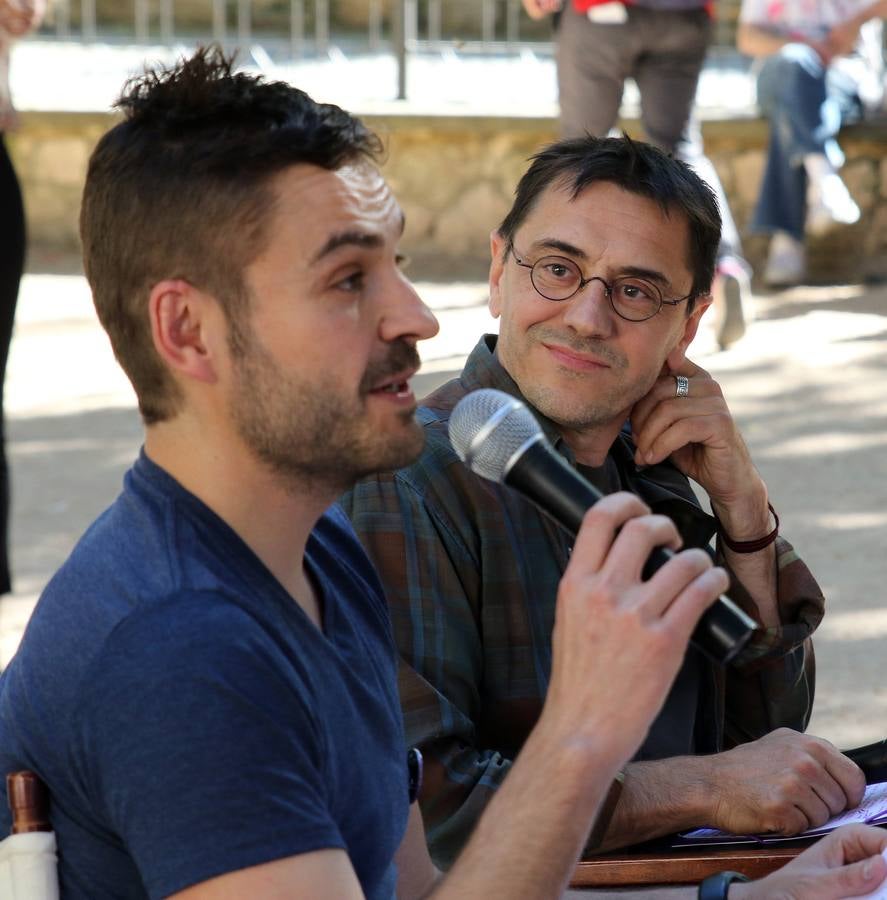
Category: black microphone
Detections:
[{"x1": 448, "y1": 388, "x2": 757, "y2": 666}]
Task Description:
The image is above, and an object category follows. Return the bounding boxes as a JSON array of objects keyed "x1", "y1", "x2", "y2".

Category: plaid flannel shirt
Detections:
[{"x1": 341, "y1": 335, "x2": 824, "y2": 868}]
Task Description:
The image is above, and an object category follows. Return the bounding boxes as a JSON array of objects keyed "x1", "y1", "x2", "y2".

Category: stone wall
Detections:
[{"x1": 7, "y1": 109, "x2": 887, "y2": 281}]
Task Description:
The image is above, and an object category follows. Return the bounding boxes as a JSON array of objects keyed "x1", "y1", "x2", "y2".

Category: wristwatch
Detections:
[
  {"x1": 698, "y1": 871, "x2": 750, "y2": 900},
  {"x1": 407, "y1": 747, "x2": 423, "y2": 804}
]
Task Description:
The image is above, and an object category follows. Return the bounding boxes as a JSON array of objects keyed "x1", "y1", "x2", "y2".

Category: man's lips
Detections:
[
  {"x1": 543, "y1": 342, "x2": 611, "y2": 371},
  {"x1": 368, "y1": 368, "x2": 418, "y2": 397}
]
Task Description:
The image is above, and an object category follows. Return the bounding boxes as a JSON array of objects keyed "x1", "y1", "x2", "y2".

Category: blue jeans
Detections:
[{"x1": 751, "y1": 44, "x2": 862, "y2": 239}]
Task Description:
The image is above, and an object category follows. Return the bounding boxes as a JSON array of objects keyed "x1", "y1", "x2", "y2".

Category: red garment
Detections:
[
  {"x1": 573, "y1": 0, "x2": 631, "y2": 9},
  {"x1": 572, "y1": 0, "x2": 713, "y2": 17}
]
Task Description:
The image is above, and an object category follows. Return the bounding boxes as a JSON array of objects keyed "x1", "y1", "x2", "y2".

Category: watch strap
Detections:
[{"x1": 698, "y1": 870, "x2": 750, "y2": 900}]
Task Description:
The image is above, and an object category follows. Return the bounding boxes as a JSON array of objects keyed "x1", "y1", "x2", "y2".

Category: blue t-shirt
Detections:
[{"x1": 0, "y1": 453, "x2": 408, "y2": 899}]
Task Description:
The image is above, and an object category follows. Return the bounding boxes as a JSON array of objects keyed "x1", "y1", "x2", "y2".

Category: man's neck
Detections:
[
  {"x1": 556, "y1": 418, "x2": 626, "y2": 468},
  {"x1": 144, "y1": 422, "x2": 333, "y2": 624}
]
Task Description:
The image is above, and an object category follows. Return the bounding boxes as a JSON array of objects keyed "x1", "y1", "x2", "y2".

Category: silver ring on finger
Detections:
[{"x1": 674, "y1": 374, "x2": 690, "y2": 399}]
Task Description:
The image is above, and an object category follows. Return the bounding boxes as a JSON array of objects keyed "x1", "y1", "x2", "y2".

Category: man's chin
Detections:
[
  {"x1": 350, "y1": 422, "x2": 426, "y2": 485},
  {"x1": 379, "y1": 422, "x2": 426, "y2": 472}
]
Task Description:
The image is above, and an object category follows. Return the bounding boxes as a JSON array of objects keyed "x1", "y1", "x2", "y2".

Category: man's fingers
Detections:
[
  {"x1": 808, "y1": 775, "x2": 858, "y2": 823},
  {"x1": 631, "y1": 378, "x2": 724, "y2": 461},
  {"x1": 655, "y1": 562, "x2": 727, "y2": 639},
  {"x1": 824, "y1": 753, "x2": 868, "y2": 811},
  {"x1": 631, "y1": 362, "x2": 707, "y2": 425},
  {"x1": 597, "y1": 514, "x2": 683, "y2": 585},
  {"x1": 639, "y1": 547, "x2": 719, "y2": 613},
  {"x1": 822, "y1": 823, "x2": 887, "y2": 865},
  {"x1": 780, "y1": 740, "x2": 863, "y2": 825},
  {"x1": 569, "y1": 493, "x2": 651, "y2": 573},
  {"x1": 788, "y1": 738, "x2": 866, "y2": 821},
  {"x1": 791, "y1": 789, "x2": 831, "y2": 832},
  {"x1": 634, "y1": 405, "x2": 727, "y2": 465},
  {"x1": 770, "y1": 738, "x2": 864, "y2": 832},
  {"x1": 818, "y1": 851, "x2": 887, "y2": 897}
]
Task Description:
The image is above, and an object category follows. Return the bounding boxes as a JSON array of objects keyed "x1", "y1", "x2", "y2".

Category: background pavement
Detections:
[
  {"x1": 2, "y1": 263, "x2": 886, "y2": 750},
  {"x1": 9, "y1": 39, "x2": 755, "y2": 118}
]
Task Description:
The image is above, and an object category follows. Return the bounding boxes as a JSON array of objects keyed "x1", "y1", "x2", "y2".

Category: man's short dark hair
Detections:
[
  {"x1": 81, "y1": 46, "x2": 383, "y2": 424},
  {"x1": 498, "y1": 135, "x2": 722, "y2": 312}
]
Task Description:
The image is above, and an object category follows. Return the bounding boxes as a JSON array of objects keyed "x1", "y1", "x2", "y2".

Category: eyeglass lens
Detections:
[{"x1": 531, "y1": 256, "x2": 662, "y2": 322}]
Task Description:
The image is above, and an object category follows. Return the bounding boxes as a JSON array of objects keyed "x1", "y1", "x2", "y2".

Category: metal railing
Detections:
[
  {"x1": 38, "y1": 1, "x2": 747, "y2": 100},
  {"x1": 44, "y1": 2, "x2": 553, "y2": 49}
]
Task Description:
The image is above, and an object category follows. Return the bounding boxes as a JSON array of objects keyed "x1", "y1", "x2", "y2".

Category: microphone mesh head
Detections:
[{"x1": 449, "y1": 388, "x2": 544, "y2": 483}]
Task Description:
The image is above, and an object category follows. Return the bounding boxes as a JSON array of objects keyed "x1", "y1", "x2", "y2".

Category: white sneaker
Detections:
[
  {"x1": 805, "y1": 154, "x2": 860, "y2": 236},
  {"x1": 764, "y1": 232, "x2": 805, "y2": 287},
  {"x1": 712, "y1": 256, "x2": 749, "y2": 350}
]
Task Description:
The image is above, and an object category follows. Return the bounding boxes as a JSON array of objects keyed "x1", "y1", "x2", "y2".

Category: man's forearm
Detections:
[
  {"x1": 720, "y1": 541, "x2": 779, "y2": 628},
  {"x1": 594, "y1": 757, "x2": 714, "y2": 852},
  {"x1": 711, "y1": 486, "x2": 780, "y2": 628}
]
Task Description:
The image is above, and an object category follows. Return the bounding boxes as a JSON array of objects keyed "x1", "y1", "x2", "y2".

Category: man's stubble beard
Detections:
[
  {"x1": 228, "y1": 327, "x2": 425, "y2": 496},
  {"x1": 506, "y1": 324, "x2": 656, "y2": 433}
]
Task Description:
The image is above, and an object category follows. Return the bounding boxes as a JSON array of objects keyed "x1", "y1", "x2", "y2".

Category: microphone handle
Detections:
[{"x1": 504, "y1": 440, "x2": 756, "y2": 666}]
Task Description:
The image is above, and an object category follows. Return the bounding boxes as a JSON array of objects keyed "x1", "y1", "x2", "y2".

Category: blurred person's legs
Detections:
[
  {"x1": 556, "y1": 4, "x2": 749, "y2": 347},
  {"x1": 752, "y1": 43, "x2": 863, "y2": 286},
  {"x1": 675, "y1": 122, "x2": 750, "y2": 349},
  {"x1": 555, "y1": 2, "x2": 638, "y2": 139},
  {"x1": 0, "y1": 135, "x2": 23, "y2": 595},
  {"x1": 634, "y1": 7, "x2": 749, "y2": 348}
]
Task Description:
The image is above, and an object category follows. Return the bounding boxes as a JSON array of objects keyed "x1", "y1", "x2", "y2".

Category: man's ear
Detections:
[
  {"x1": 666, "y1": 293, "x2": 713, "y2": 370},
  {"x1": 148, "y1": 279, "x2": 220, "y2": 385},
  {"x1": 488, "y1": 230, "x2": 507, "y2": 319}
]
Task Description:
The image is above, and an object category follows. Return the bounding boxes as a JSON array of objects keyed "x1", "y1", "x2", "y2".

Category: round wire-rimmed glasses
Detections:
[{"x1": 510, "y1": 246, "x2": 695, "y2": 322}]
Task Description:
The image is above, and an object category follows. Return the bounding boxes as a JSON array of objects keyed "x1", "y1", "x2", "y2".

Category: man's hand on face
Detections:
[
  {"x1": 629, "y1": 359, "x2": 771, "y2": 539},
  {"x1": 699, "y1": 728, "x2": 866, "y2": 838},
  {"x1": 542, "y1": 493, "x2": 727, "y2": 769}
]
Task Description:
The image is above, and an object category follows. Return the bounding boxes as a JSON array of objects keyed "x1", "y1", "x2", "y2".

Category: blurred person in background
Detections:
[
  {"x1": 738, "y1": 0, "x2": 886, "y2": 287},
  {"x1": 523, "y1": 0, "x2": 750, "y2": 350},
  {"x1": 0, "y1": 0, "x2": 44, "y2": 595}
]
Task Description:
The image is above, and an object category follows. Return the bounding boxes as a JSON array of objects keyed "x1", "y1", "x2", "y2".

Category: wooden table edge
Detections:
[{"x1": 570, "y1": 843, "x2": 808, "y2": 887}]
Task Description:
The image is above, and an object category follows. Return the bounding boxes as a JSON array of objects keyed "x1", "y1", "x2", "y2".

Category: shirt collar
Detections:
[{"x1": 460, "y1": 334, "x2": 578, "y2": 463}]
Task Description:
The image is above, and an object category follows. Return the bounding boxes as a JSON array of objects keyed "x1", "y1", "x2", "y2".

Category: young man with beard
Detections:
[
  {"x1": 0, "y1": 49, "x2": 884, "y2": 900},
  {"x1": 343, "y1": 136, "x2": 864, "y2": 868},
  {"x1": 0, "y1": 48, "x2": 718, "y2": 899}
]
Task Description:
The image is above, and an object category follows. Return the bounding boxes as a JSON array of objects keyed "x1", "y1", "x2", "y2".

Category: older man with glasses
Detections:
[{"x1": 342, "y1": 134, "x2": 856, "y2": 868}]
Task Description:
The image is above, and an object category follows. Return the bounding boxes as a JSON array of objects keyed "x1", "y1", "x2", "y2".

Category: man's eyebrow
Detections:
[
  {"x1": 311, "y1": 213, "x2": 406, "y2": 264},
  {"x1": 616, "y1": 265, "x2": 673, "y2": 289},
  {"x1": 528, "y1": 239, "x2": 675, "y2": 289},
  {"x1": 311, "y1": 230, "x2": 384, "y2": 264},
  {"x1": 528, "y1": 237, "x2": 588, "y2": 259}
]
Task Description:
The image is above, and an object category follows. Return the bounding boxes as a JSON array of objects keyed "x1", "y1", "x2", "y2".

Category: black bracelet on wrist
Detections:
[
  {"x1": 698, "y1": 870, "x2": 750, "y2": 900},
  {"x1": 714, "y1": 502, "x2": 779, "y2": 554}
]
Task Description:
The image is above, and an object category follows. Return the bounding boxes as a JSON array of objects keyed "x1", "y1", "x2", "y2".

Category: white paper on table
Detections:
[{"x1": 679, "y1": 782, "x2": 887, "y2": 846}]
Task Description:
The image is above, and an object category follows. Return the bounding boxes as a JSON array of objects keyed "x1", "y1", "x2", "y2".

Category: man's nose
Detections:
[
  {"x1": 380, "y1": 277, "x2": 439, "y2": 344},
  {"x1": 561, "y1": 278, "x2": 616, "y2": 336}
]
